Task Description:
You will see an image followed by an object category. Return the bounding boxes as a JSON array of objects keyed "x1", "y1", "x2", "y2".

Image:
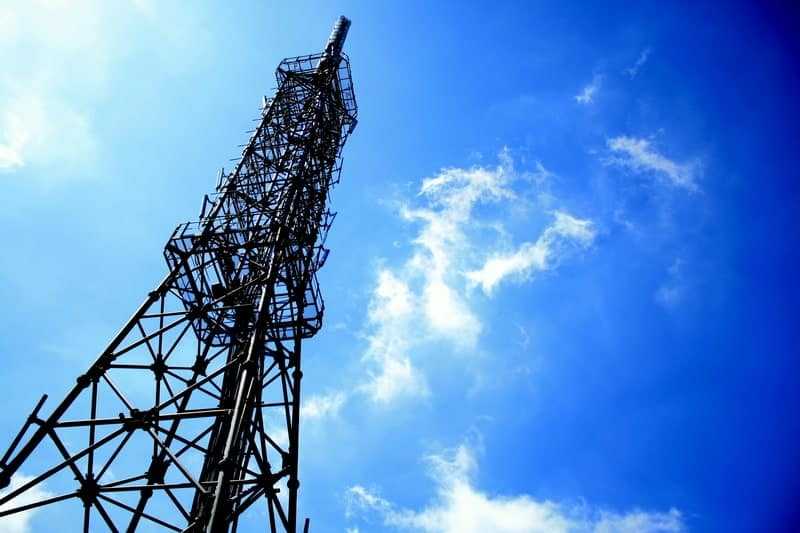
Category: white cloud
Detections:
[
  {"x1": 422, "y1": 280, "x2": 480, "y2": 341},
  {"x1": 0, "y1": 145, "x2": 23, "y2": 171},
  {"x1": 373, "y1": 269, "x2": 414, "y2": 318},
  {"x1": 347, "y1": 485, "x2": 395, "y2": 517},
  {"x1": 575, "y1": 75, "x2": 603, "y2": 105},
  {"x1": 360, "y1": 152, "x2": 595, "y2": 404},
  {"x1": 0, "y1": 474, "x2": 53, "y2": 533},
  {"x1": 302, "y1": 391, "x2": 348, "y2": 420},
  {"x1": 467, "y1": 211, "x2": 596, "y2": 294},
  {"x1": 530, "y1": 161, "x2": 555, "y2": 187},
  {"x1": 0, "y1": 0, "x2": 206, "y2": 176},
  {"x1": 0, "y1": 91, "x2": 97, "y2": 173},
  {"x1": 361, "y1": 354, "x2": 428, "y2": 404},
  {"x1": 0, "y1": 0, "x2": 110, "y2": 174},
  {"x1": 605, "y1": 136, "x2": 699, "y2": 191},
  {"x1": 527, "y1": 161, "x2": 558, "y2": 208},
  {"x1": 347, "y1": 444, "x2": 684, "y2": 533},
  {"x1": 625, "y1": 48, "x2": 652, "y2": 79},
  {"x1": 360, "y1": 155, "x2": 516, "y2": 403},
  {"x1": 593, "y1": 509, "x2": 684, "y2": 533},
  {"x1": 405, "y1": 153, "x2": 514, "y2": 345},
  {"x1": 360, "y1": 270, "x2": 429, "y2": 403}
]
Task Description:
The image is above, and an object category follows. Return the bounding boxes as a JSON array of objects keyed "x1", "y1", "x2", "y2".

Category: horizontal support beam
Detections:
[{"x1": 55, "y1": 408, "x2": 231, "y2": 428}]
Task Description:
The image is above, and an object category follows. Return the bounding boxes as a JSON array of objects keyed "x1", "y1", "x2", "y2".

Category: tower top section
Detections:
[{"x1": 324, "y1": 16, "x2": 351, "y2": 60}]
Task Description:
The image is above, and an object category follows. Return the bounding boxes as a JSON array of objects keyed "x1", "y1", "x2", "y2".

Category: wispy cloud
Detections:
[
  {"x1": 0, "y1": 76, "x2": 97, "y2": 174},
  {"x1": 625, "y1": 48, "x2": 652, "y2": 79},
  {"x1": 467, "y1": 211, "x2": 596, "y2": 294},
  {"x1": 0, "y1": 1, "x2": 111, "y2": 173},
  {"x1": 360, "y1": 153, "x2": 518, "y2": 402},
  {"x1": 605, "y1": 136, "x2": 700, "y2": 192},
  {"x1": 0, "y1": 474, "x2": 53, "y2": 533},
  {"x1": 360, "y1": 270, "x2": 429, "y2": 403},
  {"x1": 575, "y1": 74, "x2": 603, "y2": 105},
  {"x1": 302, "y1": 391, "x2": 348, "y2": 420},
  {"x1": 359, "y1": 151, "x2": 595, "y2": 404},
  {"x1": 517, "y1": 324, "x2": 531, "y2": 351},
  {"x1": 655, "y1": 258, "x2": 686, "y2": 309},
  {"x1": 347, "y1": 443, "x2": 685, "y2": 533}
]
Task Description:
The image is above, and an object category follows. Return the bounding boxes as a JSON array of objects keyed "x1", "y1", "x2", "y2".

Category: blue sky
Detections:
[{"x1": 0, "y1": 1, "x2": 798, "y2": 532}]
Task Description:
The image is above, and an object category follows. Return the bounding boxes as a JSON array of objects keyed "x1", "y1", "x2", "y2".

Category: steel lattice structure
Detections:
[{"x1": 0, "y1": 16, "x2": 357, "y2": 533}]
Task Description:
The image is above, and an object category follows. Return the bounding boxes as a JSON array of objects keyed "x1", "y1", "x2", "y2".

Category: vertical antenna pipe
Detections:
[{"x1": 324, "y1": 16, "x2": 351, "y2": 59}]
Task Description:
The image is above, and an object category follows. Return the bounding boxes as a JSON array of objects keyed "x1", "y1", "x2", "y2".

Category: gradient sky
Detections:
[{"x1": 0, "y1": 1, "x2": 798, "y2": 532}]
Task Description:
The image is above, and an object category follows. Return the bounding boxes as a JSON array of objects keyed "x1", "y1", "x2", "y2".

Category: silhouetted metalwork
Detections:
[{"x1": 0, "y1": 16, "x2": 357, "y2": 533}]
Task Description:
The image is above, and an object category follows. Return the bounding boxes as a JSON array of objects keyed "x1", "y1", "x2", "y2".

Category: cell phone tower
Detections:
[{"x1": 0, "y1": 16, "x2": 357, "y2": 533}]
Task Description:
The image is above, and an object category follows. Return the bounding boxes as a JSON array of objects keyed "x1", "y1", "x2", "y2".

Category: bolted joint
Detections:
[
  {"x1": 79, "y1": 357, "x2": 113, "y2": 388},
  {"x1": 191, "y1": 356, "x2": 209, "y2": 376},
  {"x1": 150, "y1": 357, "x2": 168, "y2": 379},
  {"x1": 77, "y1": 474, "x2": 99, "y2": 507},
  {"x1": 256, "y1": 470, "x2": 276, "y2": 489},
  {"x1": 121, "y1": 408, "x2": 154, "y2": 431},
  {"x1": 76, "y1": 373, "x2": 92, "y2": 388},
  {"x1": 287, "y1": 478, "x2": 300, "y2": 490}
]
